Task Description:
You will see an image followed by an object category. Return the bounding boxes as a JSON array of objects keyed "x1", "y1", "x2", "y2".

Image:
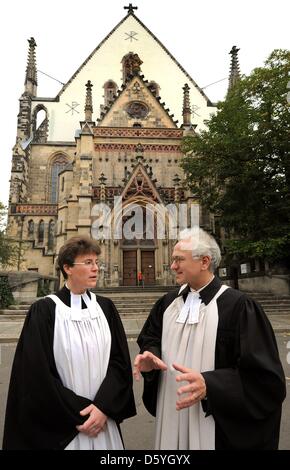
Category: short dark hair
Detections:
[{"x1": 57, "y1": 236, "x2": 101, "y2": 279}]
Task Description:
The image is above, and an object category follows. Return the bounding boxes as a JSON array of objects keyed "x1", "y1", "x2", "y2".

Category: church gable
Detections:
[
  {"x1": 98, "y1": 74, "x2": 177, "y2": 128},
  {"x1": 31, "y1": 8, "x2": 216, "y2": 143},
  {"x1": 122, "y1": 163, "x2": 162, "y2": 203}
]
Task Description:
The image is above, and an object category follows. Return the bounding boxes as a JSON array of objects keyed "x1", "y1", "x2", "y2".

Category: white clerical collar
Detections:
[
  {"x1": 178, "y1": 275, "x2": 215, "y2": 296},
  {"x1": 176, "y1": 276, "x2": 214, "y2": 325},
  {"x1": 65, "y1": 284, "x2": 98, "y2": 320}
]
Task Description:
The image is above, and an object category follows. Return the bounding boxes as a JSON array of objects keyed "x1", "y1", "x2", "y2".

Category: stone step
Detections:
[
  {"x1": 249, "y1": 296, "x2": 290, "y2": 302},
  {"x1": 1, "y1": 310, "x2": 290, "y2": 321},
  {"x1": 93, "y1": 286, "x2": 177, "y2": 293},
  {"x1": 7, "y1": 304, "x2": 31, "y2": 310},
  {"x1": 118, "y1": 310, "x2": 152, "y2": 315},
  {"x1": 247, "y1": 291, "x2": 289, "y2": 298},
  {"x1": 265, "y1": 310, "x2": 290, "y2": 316},
  {"x1": 4, "y1": 299, "x2": 290, "y2": 310},
  {"x1": 101, "y1": 294, "x2": 164, "y2": 300},
  {"x1": 2, "y1": 287, "x2": 290, "y2": 322},
  {"x1": 0, "y1": 315, "x2": 27, "y2": 321},
  {"x1": 0, "y1": 310, "x2": 29, "y2": 315},
  {"x1": 114, "y1": 303, "x2": 155, "y2": 308},
  {"x1": 246, "y1": 296, "x2": 290, "y2": 303},
  {"x1": 263, "y1": 304, "x2": 290, "y2": 309},
  {"x1": 120, "y1": 313, "x2": 148, "y2": 318},
  {"x1": 112, "y1": 300, "x2": 160, "y2": 305}
]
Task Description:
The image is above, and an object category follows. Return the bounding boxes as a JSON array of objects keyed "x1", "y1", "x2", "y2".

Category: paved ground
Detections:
[
  {"x1": 0, "y1": 336, "x2": 289, "y2": 450},
  {"x1": 1, "y1": 314, "x2": 290, "y2": 344}
]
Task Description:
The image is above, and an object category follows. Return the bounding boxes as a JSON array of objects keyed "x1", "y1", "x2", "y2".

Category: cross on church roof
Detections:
[{"x1": 124, "y1": 3, "x2": 138, "y2": 14}]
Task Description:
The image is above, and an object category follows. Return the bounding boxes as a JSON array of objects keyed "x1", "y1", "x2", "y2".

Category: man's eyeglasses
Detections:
[
  {"x1": 171, "y1": 255, "x2": 201, "y2": 264},
  {"x1": 171, "y1": 256, "x2": 186, "y2": 264},
  {"x1": 73, "y1": 260, "x2": 100, "y2": 267}
]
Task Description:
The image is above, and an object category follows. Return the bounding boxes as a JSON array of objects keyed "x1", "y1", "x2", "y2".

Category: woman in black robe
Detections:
[{"x1": 3, "y1": 236, "x2": 136, "y2": 450}]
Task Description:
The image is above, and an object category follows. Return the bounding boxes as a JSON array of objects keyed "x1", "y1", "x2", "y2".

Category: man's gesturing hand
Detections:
[
  {"x1": 133, "y1": 351, "x2": 167, "y2": 381},
  {"x1": 173, "y1": 363, "x2": 207, "y2": 410}
]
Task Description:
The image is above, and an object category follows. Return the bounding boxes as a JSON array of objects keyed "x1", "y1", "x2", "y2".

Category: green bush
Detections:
[
  {"x1": 37, "y1": 279, "x2": 51, "y2": 298},
  {"x1": 0, "y1": 276, "x2": 14, "y2": 308}
]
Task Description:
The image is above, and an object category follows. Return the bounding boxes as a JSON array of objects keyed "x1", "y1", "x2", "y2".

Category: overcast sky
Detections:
[{"x1": 1, "y1": 0, "x2": 289, "y2": 206}]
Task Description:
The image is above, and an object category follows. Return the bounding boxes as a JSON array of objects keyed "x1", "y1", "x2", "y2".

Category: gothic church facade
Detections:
[{"x1": 7, "y1": 5, "x2": 218, "y2": 286}]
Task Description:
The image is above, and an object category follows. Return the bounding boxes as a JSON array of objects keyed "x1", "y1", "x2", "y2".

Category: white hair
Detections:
[{"x1": 178, "y1": 226, "x2": 221, "y2": 272}]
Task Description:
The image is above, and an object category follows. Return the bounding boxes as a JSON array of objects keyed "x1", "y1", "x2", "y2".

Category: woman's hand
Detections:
[{"x1": 76, "y1": 404, "x2": 107, "y2": 437}]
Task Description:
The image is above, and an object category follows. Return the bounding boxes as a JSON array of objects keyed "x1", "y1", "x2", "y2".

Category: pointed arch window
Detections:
[
  {"x1": 50, "y1": 155, "x2": 68, "y2": 203},
  {"x1": 103, "y1": 80, "x2": 117, "y2": 107},
  {"x1": 47, "y1": 220, "x2": 55, "y2": 251},
  {"x1": 27, "y1": 220, "x2": 34, "y2": 238},
  {"x1": 32, "y1": 105, "x2": 48, "y2": 143},
  {"x1": 38, "y1": 220, "x2": 44, "y2": 243}
]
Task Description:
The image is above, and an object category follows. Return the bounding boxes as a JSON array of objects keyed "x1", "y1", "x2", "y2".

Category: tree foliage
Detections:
[
  {"x1": 0, "y1": 276, "x2": 14, "y2": 308},
  {"x1": 181, "y1": 49, "x2": 290, "y2": 262},
  {"x1": 0, "y1": 202, "x2": 19, "y2": 268}
]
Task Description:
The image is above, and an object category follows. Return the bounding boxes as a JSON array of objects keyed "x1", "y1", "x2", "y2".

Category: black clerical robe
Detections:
[
  {"x1": 137, "y1": 277, "x2": 286, "y2": 450},
  {"x1": 3, "y1": 287, "x2": 136, "y2": 450}
]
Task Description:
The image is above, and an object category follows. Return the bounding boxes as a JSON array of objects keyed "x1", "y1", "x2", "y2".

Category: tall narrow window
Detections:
[
  {"x1": 38, "y1": 220, "x2": 44, "y2": 243},
  {"x1": 50, "y1": 155, "x2": 68, "y2": 203},
  {"x1": 28, "y1": 220, "x2": 34, "y2": 238},
  {"x1": 32, "y1": 105, "x2": 48, "y2": 143},
  {"x1": 47, "y1": 220, "x2": 55, "y2": 251}
]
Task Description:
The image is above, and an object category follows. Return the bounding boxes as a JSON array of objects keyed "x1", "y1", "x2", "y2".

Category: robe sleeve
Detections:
[
  {"x1": 202, "y1": 295, "x2": 286, "y2": 449},
  {"x1": 2, "y1": 299, "x2": 92, "y2": 450},
  {"x1": 136, "y1": 295, "x2": 171, "y2": 416},
  {"x1": 93, "y1": 297, "x2": 136, "y2": 423}
]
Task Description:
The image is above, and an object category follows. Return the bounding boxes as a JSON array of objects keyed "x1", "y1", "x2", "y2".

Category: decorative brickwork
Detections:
[
  {"x1": 159, "y1": 187, "x2": 185, "y2": 202},
  {"x1": 11, "y1": 204, "x2": 58, "y2": 215},
  {"x1": 92, "y1": 187, "x2": 122, "y2": 200},
  {"x1": 93, "y1": 127, "x2": 183, "y2": 138},
  {"x1": 95, "y1": 143, "x2": 181, "y2": 152}
]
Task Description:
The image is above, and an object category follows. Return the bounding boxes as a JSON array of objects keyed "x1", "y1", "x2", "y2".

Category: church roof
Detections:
[{"x1": 55, "y1": 10, "x2": 213, "y2": 107}]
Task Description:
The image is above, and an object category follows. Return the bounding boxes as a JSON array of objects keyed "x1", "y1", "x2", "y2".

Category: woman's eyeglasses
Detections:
[{"x1": 73, "y1": 260, "x2": 100, "y2": 267}]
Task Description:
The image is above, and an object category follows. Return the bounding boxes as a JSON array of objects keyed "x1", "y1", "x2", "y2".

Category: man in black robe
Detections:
[{"x1": 134, "y1": 227, "x2": 286, "y2": 450}]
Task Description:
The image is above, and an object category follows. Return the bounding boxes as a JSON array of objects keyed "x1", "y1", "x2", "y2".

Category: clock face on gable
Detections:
[{"x1": 126, "y1": 101, "x2": 149, "y2": 119}]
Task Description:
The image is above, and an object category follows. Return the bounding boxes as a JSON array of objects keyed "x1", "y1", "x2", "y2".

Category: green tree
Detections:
[
  {"x1": 181, "y1": 49, "x2": 290, "y2": 264},
  {"x1": 0, "y1": 202, "x2": 19, "y2": 268}
]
